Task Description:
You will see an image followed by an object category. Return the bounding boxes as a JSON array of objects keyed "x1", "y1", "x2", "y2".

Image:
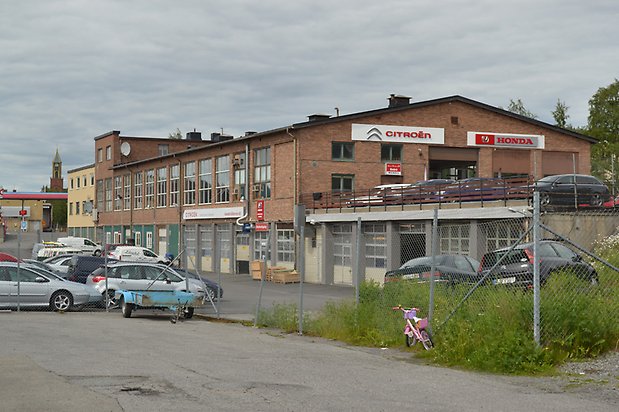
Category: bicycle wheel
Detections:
[
  {"x1": 405, "y1": 332, "x2": 416, "y2": 347},
  {"x1": 420, "y1": 330, "x2": 434, "y2": 350}
]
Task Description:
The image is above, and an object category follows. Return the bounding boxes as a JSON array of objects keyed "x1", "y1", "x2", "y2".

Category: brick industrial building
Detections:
[{"x1": 91, "y1": 94, "x2": 597, "y2": 285}]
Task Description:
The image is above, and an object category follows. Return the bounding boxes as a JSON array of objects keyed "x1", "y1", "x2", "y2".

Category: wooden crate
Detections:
[
  {"x1": 251, "y1": 260, "x2": 266, "y2": 280},
  {"x1": 269, "y1": 269, "x2": 300, "y2": 284}
]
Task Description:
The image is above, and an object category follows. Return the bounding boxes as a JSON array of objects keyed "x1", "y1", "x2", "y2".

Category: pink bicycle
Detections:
[{"x1": 392, "y1": 305, "x2": 434, "y2": 350}]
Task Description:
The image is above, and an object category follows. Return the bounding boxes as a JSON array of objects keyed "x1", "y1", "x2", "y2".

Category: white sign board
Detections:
[
  {"x1": 352, "y1": 123, "x2": 445, "y2": 144},
  {"x1": 183, "y1": 207, "x2": 244, "y2": 220},
  {"x1": 467, "y1": 131, "x2": 545, "y2": 149}
]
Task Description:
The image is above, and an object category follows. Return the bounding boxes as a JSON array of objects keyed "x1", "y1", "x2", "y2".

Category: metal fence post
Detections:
[
  {"x1": 254, "y1": 226, "x2": 270, "y2": 327},
  {"x1": 533, "y1": 191, "x2": 541, "y2": 346},
  {"x1": 298, "y1": 221, "x2": 305, "y2": 335},
  {"x1": 428, "y1": 209, "x2": 438, "y2": 330},
  {"x1": 355, "y1": 217, "x2": 362, "y2": 305}
]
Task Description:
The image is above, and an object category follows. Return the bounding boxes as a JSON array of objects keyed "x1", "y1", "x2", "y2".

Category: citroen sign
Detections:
[{"x1": 352, "y1": 124, "x2": 445, "y2": 144}]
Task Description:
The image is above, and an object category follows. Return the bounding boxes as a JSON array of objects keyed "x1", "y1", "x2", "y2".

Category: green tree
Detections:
[
  {"x1": 588, "y1": 79, "x2": 619, "y2": 193},
  {"x1": 168, "y1": 128, "x2": 182, "y2": 139},
  {"x1": 505, "y1": 98, "x2": 538, "y2": 119},
  {"x1": 551, "y1": 99, "x2": 570, "y2": 128}
]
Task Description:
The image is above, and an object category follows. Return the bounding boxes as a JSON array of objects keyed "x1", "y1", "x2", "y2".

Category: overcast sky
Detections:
[{"x1": 1, "y1": 0, "x2": 618, "y2": 192}]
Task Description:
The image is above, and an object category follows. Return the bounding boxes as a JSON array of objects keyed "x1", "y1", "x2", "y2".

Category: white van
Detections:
[
  {"x1": 107, "y1": 246, "x2": 169, "y2": 264},
  {"x1": 57, "y1": 237, "x2": 102, "y2": 256}
]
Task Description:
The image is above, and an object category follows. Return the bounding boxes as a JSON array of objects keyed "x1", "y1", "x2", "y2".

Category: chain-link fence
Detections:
[{"x1": 380, "y1": 196, "x2": 619, "y2": 347}]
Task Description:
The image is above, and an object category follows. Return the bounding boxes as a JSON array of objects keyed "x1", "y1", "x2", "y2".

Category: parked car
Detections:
[
  {"x1": 402, "y1": 179, "x2": 456, "y2": 203},
  {"x1": 535, "y1": 174, "x2": 610, "y2": 208},
  {"x1": 42, "y1": 254, "x2": 75, "y2": 276},
  {"x1": 0, "y1": 252, "x2": 19, "y2": 262},
  {"x1": 86, "y1": 262, "x2": 207, "y2": 306},
  {"x1": 66, "y1": 255, "x2": 117, "y2": 284},
  {"x1": 347, "y1": 184, "x2": 413, "y2": 207},
  {"x1": 37, "y1": 245, "x2": 83, "y2": 260},
  {"x1": 22, "y1": 259, "x2": 58, "y2": 274},
  {"x1": 31, "y1": 241, "x2": 65, "y2": 259},
  {"x1": 0, "y1": 262, "x2": 102, "y2": 311},
  {"x1": 478, "y1": 240, "x2": 598, "y2": 287},
  {"x1": 384, "y1": 254, "x2": 480, "y2": 284},
  {"x1": 440, "y1": 177, "x2": 508, "y2": 202},
  {"x1": 57, "y1": 237, "x2": 102, "y2": 256},
  {"x1": 175, "y1": 269, "x2": 223, "y2": 300},
  {"x1": 107, "y1": 246, "x2": 170, "y2": 264}
]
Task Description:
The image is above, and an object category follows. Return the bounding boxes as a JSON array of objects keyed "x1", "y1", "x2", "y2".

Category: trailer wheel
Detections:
[
  {"x1": 184, "y1": 307, "x2": 194, "y2": 319},
  {"x1": 120, "y1": 296, "x2": 134, "y2": 318}
]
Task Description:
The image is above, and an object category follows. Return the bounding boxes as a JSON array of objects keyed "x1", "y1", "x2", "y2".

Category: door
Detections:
[
  {"x1": 400, "y1": 233, "x2": 426, "y2": 266},
  {"x1": 8, "y1": 267, "x2": 50, "y2": 306}
]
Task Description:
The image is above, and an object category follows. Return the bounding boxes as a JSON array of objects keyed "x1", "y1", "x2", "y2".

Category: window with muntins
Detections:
[
  {"x1": 364, "y1": 223, "x2": 386, "y2": 268},
  {"x1": 96, "y1": 180, "x2": 104, "y2": 211},
  {"x1": 170, "y1": 164, "x2": 179, "y2": 207},
  {"x1": 332, "y1": 142, "x2": 354, "y2": 161},
  {"x1": 184, "y1": 161, "x2": 196, "y2": 205},
  {"x1": 216, "y1": 156, "x2": 230, "y2": 203},
  {"x1": 440, "y1": 224, "x2": 470, "y2": 255},
  {"x1": 134, "y1": 172, "x2": 143, "y2": 209},
  {"x1": 331, "y1": 174, "x2": 354, "y2": 192},
  {"x1": 277, "y1": 229, "x2": 295, "y2": 263},
  {"x1": 199, "y1": 159, "x2": 212, "y2": 204},
  {"x1": 114, "y1": 176, "x2": 122, "y2": 211},
  {"x1": 123, "y1": 174, "x2": 131, "y2": 210},
  {"x1": 145, "y1": 169, "x2": 155, "y2": 208},
  {"x1": 381, "y1": 144, "x2": 402, "y2": 161},
  {"x1": 157, "y1": 167, "x2": 167, "y2": 207},
  {"x1": 332, "y1": 224, "x2": 352, "y2": 266},
  {"x1": 105, "y1": 178, "x2": 112, "y2": 212},
  {"x1": 253, "y1": 147, "x2": 271, "y2": 199}
]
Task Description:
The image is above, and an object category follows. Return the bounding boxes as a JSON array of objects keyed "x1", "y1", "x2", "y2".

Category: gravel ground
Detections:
[{"x1": 481, "y1": 351, "x2": 619, "y2": 406}]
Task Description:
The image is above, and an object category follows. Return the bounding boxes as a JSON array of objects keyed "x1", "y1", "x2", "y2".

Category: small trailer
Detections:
[{"x1": 115, "y1": 290, "x2": 202, "y2": 323}]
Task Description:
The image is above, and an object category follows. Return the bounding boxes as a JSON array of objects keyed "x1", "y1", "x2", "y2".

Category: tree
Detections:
[
  {"x1": 588, "y1": 79, "x2": 619, "y2": 144},
  {"x1": 588, "y1": 79, "x2": 619, "y2": 193},
  {"x1": 168, "y1": 128, "x2": 182, "y2": 139},
  {"x1": 551, "y1": 99, "x2": 570, "y2": 128},
  {"x1": 505, "y1": 98, "x2": 538, "y2": 119}
]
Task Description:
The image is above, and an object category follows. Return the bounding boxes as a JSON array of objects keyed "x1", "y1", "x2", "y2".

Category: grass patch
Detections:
[{"x1": 255, "y1": 273, "x2": 619, "y2": 375}]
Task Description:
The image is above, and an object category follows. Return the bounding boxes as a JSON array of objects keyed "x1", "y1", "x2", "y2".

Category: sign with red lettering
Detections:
[
  {"x1": 384, "y1": 163, "x2": 402, "y2": 176},
  {"x1": 256, "y1": 200, "x2": 265, "y2": 221},
  {"x1": 255, "y1": 222, "x2": 269, "y2": 232},
  {"x1": 19, "y1": 209, "x2": 27, "y2": 216},
  {"x1": 467, "y1": 131, "x2": 544, "y2": 149},
  {"x1": 352, "y1": 124, "x2": 445, "y2": 144}
]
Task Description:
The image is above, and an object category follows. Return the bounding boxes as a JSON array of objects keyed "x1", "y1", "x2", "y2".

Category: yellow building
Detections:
[{"x1": 67, "y1": 164, "x2": 97, "y2": 241}]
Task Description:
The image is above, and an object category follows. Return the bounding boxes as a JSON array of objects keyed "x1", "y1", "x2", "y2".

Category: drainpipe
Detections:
[
  {"x1": 173, "y1": 154, "x2": 183, "y2": 262},
  {"x1": 235, "y1": 143, "x2": 251, "y2": 227}
]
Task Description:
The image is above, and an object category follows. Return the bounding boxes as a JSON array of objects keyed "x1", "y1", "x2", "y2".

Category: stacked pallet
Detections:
[{"x1": 250, "y1": 261, "x2": 299, "y2": 283}]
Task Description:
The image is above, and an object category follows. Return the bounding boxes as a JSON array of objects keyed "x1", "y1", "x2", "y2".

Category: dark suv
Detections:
[
  {"x1": 536, "y1": 174, "x2": 610, "y2": 208},
  {"x1": 478, "y1": 240, "x2": 598, "y2": 287},
  {"x1": 66, "y1": 255, "x2": 117, "y2": 283}
]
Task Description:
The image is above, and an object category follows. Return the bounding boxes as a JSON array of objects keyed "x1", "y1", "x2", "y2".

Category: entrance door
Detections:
[{"x1": 400, "y1": 233, "x2": 426, "y2": 265}]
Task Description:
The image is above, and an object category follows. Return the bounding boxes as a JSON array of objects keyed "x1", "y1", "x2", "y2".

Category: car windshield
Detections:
[{"x1": 537, "y1": 175, "x2": 560, "y2": 183}]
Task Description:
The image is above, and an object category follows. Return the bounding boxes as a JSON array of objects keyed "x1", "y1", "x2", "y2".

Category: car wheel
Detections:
[
  {"x1": 120, "y1": 297, "x2": 133, "y2": 318},
  {"x1": 94, "y1": 250, "x2": 102, "y2": 257},
  {"x1": 590, "y1": 193, "x2": 603, "y2": 208},
  {"x1": 50, "y1": 291, "x2": 73, "y2": 312},
  {"x1": 540, "y1": 192, "x2": 551, "y2": 206},
  {"x1": 205, "y1": 287, "x2": 216, "y2": 301},
  {"x1": 105, "y1": 289, "x2": 117, "y2": 308}
]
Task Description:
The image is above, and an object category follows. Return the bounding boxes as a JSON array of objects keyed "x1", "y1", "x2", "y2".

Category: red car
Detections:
[{"x1": 0, "y1": 252, "x2": 19, "y2": 262}]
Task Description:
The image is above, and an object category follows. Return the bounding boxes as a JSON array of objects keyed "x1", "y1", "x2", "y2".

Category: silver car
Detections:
[
  {"x1": 86, "y1": 262, "x2": 206, "y2": 306},
  {"x1": 0, "y1": 262, "x2": 103, "y2": 311}
]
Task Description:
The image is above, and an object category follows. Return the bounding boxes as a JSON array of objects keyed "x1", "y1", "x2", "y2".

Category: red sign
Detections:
[
  {"x1": 255, "y1": 222, "x2": 269, "y2": 232},
  {"x1": 384, "y1": 163, "x2": 402, "y2": 176},
  {"x1": 475, "y1": 134, "x2": 495, "y2": 145},
  {"x1": 468, "y1": 131, "x2": 544, "y2": 149},
  {"x1": 18, "y1": 209, "x2": 27, "y2": 216},
  {"x1": 256, "y1": 200, "x2": 265, "y2": 221}
]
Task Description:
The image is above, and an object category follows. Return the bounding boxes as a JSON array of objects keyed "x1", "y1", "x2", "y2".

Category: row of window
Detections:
[
  {"x1": 96, "y1": 148, "x2": 271, "y2": 212},
  {"x1": 69, "y1": 173, "x2": 95, "y2": 190},
  {"x1": 68, "y1": 201, "x2": 93, "y2": 216},
  {"x1": 332, "y1": 142, "x2": 402, "y2": 162}
]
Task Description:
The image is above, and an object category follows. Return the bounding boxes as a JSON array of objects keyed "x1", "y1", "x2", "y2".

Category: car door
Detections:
[
  {"x1": 141, "y1": 266, "x2": 179, "y2": 291},
  {"x1": 113, "y1": 265, "x2": 143, "y2": 291},
  {"x1": 8, "y1": 266, "x2": 50, "y2": 306},
  {"x1": 141, "y1": 248, "x2": 159, "y2": 263},
  {"x1": 0, "y1": 267, "x2": 13, "y2": 306},
  {"x1": 553, "y1": 175, "x2": 576, "y2": 205}
]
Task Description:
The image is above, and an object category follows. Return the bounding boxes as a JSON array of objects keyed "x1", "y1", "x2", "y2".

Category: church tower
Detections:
[{"x1": 50, "y1": 148, "x2": 64, "y2": 191}]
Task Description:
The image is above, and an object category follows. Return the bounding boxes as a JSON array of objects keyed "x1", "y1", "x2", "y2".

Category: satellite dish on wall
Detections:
[{"x1": 120, "y1": 142, "x2": 131, "y2": 156}]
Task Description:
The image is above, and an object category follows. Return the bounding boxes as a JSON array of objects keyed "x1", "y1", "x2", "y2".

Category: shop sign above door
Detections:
[
  {"x1": 467, "y1": 132, "x2": 545, "y2": 149},
  {"x1": 352, "y1": 124, "x2": 445, "y2": 144}
]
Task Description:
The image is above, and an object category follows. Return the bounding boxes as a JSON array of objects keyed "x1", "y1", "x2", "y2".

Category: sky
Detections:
[{"x1": 1, "y1": 0, "x2": 618, "y2": 192}]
